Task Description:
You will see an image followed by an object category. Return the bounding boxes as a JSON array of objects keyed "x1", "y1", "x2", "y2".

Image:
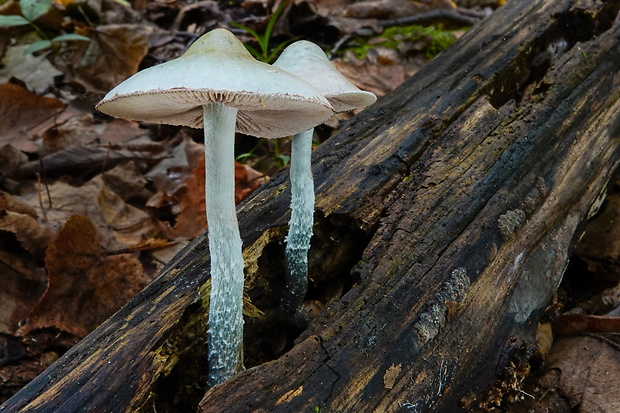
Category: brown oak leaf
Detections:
[{"x1": 21, "y1": 215, "x2": 149, "y2": 337}]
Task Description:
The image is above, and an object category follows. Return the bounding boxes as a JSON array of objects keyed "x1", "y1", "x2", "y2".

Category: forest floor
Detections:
[{"x1": 0, "y1": 0, "x2": 618, "y2": 411}]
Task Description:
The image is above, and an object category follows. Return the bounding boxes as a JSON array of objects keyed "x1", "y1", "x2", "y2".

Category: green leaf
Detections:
[
  {"x1": 267, "y1": 36, "x2": 299, "y2": 62},
  {"x1": 260, "y1": 2, "x2": 286, "y2": 59},
  {"x1": 51, "y1": 33, "x2": 91, "y2": 42},
  {"x1": 243, "y1": 43, "x2": 263, "y2": 62},
  {"x1": 229, "y1": 22, "x2": 261, "y2": 43},
  {"x1": 236, "y1": 153, "x2": 257, "y2": 162},
  {"x1": 274, "y1": 154, "x2": 290, "y2": 167},
  {"x1": 23, "y1": 39, "x2": 52, "y2": 54},
  {"x1": 0, "y1": 14, "x2": 30, "y2": 27},
  {"x1": 230, "y1": 1, "x2": 289, "y2": 63},
  {"x1": 20, "y1": 0, "x2": 52, "y2": 21},
  {"x1": 264, "y1": 1, "x2": 286, "y2": 43}
]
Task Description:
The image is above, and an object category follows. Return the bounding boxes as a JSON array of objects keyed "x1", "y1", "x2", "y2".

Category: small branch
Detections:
[
  {"x1": 330, "y1": 8, "x2": 483, "y2": 55},
  {"x1": 35, "y1": 173, "x2": 49, "y2": 222},
  {"x1": 376, "y1": 8, "x2": 483, "y2": 28}
]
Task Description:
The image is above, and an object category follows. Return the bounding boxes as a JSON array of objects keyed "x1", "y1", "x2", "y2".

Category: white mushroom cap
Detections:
[
  {"x1": 96, "y1": 29, "x2": 334, "y2": 138},
  {"x1": 273, "y1": 40, "x2": 376, "y2": 112}
]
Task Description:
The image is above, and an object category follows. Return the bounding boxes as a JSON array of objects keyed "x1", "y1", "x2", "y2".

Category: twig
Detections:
[
  {"x1": 330, "y1": 8, "x2": 483, "y2": 56},
  {"x1": 329, "y1": 33, "x2": 355, "y2": 56},
  {"x1": 38, "y1": 158, "x2": 52, "y2": 209},
  {"x1": 584, "y1": 333, "x2": 620, "y2": 351},
  {"x1": 526, "y1": 386, "x2": 554, "y2": 413},
  {"x1": 101, "y1": 143, "x2": 111, "y2": 175},
  {"x1": 376, "y1": 8, "x2": 482, "y2": 28},
  {"x1": 456, "y1": 7, "x2": 492, "y2": 19},
  {"x1": 36, "y1": 173, "x2": 49, "y2": 222}
]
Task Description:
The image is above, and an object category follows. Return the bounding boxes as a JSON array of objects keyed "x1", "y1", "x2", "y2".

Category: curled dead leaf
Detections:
[
  {"x1": 0, "y1": 248, "x2": 47, "y2": 335},
  {"x1": 172, "y1": 155, "x2": 263, "y2": 239},
  {"x1": 553, "y1": 312, "x2": 620, "y2": 336},
  {"x1": 21, "y1": 215, "x2": 149, "y2": 337},
  {"x1": 0, "y1": 209, "x2": 55, "y2": 259},
  {"x1": 545, "y1": 336, "x2": 620, "y2": 411},
  {"x1": 0, "y1": 191, "x2": 38, "y2": 219},
  {"x1": 74, "y1": 24, "x2": 153, "y2": 91},
  {"x1": 0, "y1": 83, "x2": 65, "y2": 152}
]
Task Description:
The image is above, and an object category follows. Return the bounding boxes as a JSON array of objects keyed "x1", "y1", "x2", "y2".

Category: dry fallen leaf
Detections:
[
  {"x1": 0, "y1": 191, "x2": 38, "y2": 219},
  {"x1": 0, "y1": 83, "x2": 65, "y2": 152},
  {"x1": 0, "y1": 144, "x2": 28, "y2": 179},
  {"x1": 21, "y1": 173, "x2": 166, "y2": 251},
  {"x1": 17, "y1": 141, "x2": 168, "y2": 179},
  {"x1": 172, "y1": 155, "x2": 263, "y2": 239},
  {"x1": 544, "y1": 336, "x2": 620, "y2": 412},
  {"x1": 536, "y1": 322, "x2": 553, "y2": 356},
  {"x1": 0, "y1": 248, "x2": 47, "y2": 335},
  {"x1": 172, "y1": 154, "x2": 208, "y2": 239},
  {"x1": 0, "y1": 209, "x2": 55, "y2": 259},
  {"x1": 602, "y1": 283, "x2": 620, "y2": 309},
  {"x1": 41, "y1": 114, "x2": 100, "y2": 152},
  {"x1": 0, "y1": 360, "x2": 45, "y2": 395},
  {"x1": 333, "y1": 57, "x2": 411, "y2": 98},
  {"x1": 54, "y1": 0, "x2": 79, "y2": 6},
  {"x1": 342, "y1": 0, "x2": 440, "y2": 19},
  {"x1": 575, "y1": 193, "x2": 620, "y2": 275},
  {"x1": 552, "y1": 312, "x2": 620, "y2": 336},
  {"x1": 98, "y1": 118, "x2": 148, "y2": 144},
  {"x1": 74, "y1": 24, "x2": 153, "y2": 91},
  {"x1": 0, "y1": 190, "x2": 56, "y2": 259},
  {"x1": 0, "y1": 45, "x2": 63, "y2": 94},
  {"x1": 0, "y1": 193, "x2": 50, "y2": 336},
  {"x1": 146, "y1": 135, "x2": 205, "y2": 198},
  {"x1": 21, "y1": 215, "x2": 149, "y2": 337},
  {"x1": 101, "y1": 161, "x2": 152, "y2": 203},
  {"x1": 97, "y1": 173, "x2": 162, "y2": 246},
  {"x1": 236, "y1": 162, "x2": 264, "y2": 204}
]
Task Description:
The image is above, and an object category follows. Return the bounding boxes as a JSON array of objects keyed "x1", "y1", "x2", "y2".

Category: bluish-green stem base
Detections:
[
  {"x1": 283, "y1": 128, "x2": 314, "y2": 314},
  {"x1": 204, "y1": 103, "x2": 245, "y2": 387}
]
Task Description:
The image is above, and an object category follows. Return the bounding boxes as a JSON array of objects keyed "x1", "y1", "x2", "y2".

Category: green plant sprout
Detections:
[
  {"x1": 271, "y1": 139, "x2": 291, "y2": 168},
  {"x1": 348, "y1": 24, "x2": 465, "y2": 60},
  {"x1": 236, "y1": 136, "x2": 292, "y2": 175},
  {"x1": 230, "y1": 0, "x2": 301, "y2": 174},
  {"x1": 229, "y1": 0, "x2": 297, "y2": 63},
  {"x1": 0, "y1": 0, "x2": 89, "y2": 55}
]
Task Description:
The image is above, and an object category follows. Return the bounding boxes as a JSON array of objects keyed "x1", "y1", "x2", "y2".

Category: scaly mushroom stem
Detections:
[
  {"x1": 204, "y1": 103, "x2": 245, "y2": 386},
  {"x1": 283, "y1": 128, "x2": 314, "y2": 314}
]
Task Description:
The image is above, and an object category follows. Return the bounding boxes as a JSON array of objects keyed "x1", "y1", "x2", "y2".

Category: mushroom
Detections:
[
  {"x1": 96, "y1": 28, "x2": 334, "y2": 386},
  {"x1": 273, "y1": 41, "x2": 376, "y2": 315}
]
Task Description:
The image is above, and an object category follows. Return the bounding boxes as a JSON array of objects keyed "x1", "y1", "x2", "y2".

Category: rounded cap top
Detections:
[
  {"x1": 96, "y1": 29, "x2": 334, "y2": 138},
  {"x1": 273, "y1": 41, "x2": 376, "y2": 112}
]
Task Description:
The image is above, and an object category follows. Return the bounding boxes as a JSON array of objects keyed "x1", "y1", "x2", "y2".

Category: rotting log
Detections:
[{"x1": 2, "y1": 0, "x2": 620, "y2": 411}]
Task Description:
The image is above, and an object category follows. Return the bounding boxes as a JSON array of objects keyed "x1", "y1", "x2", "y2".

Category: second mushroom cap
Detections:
[{"x1": 273, "y1": 40, "x2": 377, "y2": 113}]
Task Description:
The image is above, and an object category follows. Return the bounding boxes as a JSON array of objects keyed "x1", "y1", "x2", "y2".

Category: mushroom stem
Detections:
[
  {"x1": 283, "y1": 128, "x2": 314, "y2": 314},
  {"x1": 203, "y1": 103, "x2": 245, "y2": 386}
]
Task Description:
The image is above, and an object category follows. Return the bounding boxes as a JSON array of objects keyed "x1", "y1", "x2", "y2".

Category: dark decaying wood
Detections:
[{"x1": 2, "y1": 0, "x2": 620, "y2": 411}]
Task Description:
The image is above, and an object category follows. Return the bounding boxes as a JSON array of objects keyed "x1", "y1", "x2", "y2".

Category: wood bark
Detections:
[{"x1": 2, "y1": 0, "x2": 620, "y2": 411}]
